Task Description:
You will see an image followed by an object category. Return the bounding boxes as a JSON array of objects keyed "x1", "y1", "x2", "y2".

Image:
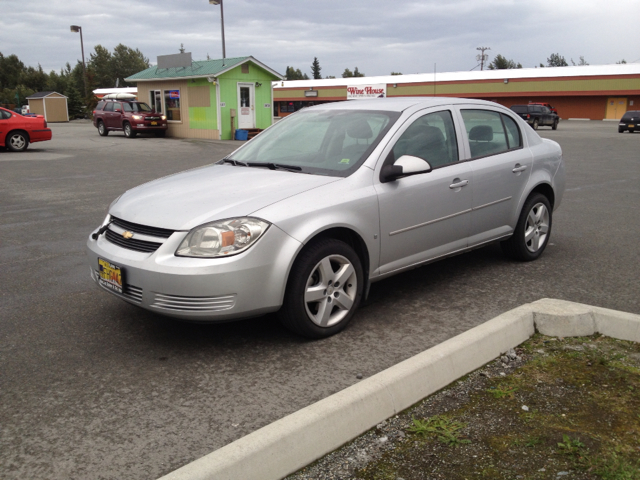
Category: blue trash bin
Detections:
[{"x1": 235, "y1": 130, "x2": 248, "y2": 141}]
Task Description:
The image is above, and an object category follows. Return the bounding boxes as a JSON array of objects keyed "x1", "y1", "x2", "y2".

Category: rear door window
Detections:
[{"x1": 461, "y1": 109, "x2": 510, "y2": 158}]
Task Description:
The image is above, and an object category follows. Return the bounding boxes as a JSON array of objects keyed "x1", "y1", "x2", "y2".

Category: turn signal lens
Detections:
[{"x1": 176, "y1": 217, "x2": 270, "y2": 258}]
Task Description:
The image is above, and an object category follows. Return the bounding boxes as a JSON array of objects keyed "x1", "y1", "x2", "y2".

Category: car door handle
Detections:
[
  {"x1": 449, "y1": 179, "x2": 469, "y2": 189},
  {"x1": 512, "y1": 164, "x2": 527, "y2": 173}
]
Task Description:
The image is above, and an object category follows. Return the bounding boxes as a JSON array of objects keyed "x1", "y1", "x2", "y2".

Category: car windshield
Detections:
[
  {"x1": 227, "y1": 109, "x2": 399, "y2": 176},
  {"x1": 123, "y1": 102, "x2": 152, "y2": 113}
]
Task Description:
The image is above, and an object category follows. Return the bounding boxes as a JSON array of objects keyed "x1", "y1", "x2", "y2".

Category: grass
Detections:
[{"x1": 353, "y1": 334, "x2": 640, "y2": 480}]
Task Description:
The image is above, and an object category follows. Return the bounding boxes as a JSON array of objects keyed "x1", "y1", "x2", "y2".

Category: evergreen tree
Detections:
[
  {"x1": 111, "y1": 44, "x2": 150, "y2": 87},
  {"x1": 487, "y1": 54, "x2": 522, "y2": 70},
  {"x1": 311, "y1": 57, "x2": 321, "y2": 79},
  {"x1": 89, "y1": 45, "x2": 114, "y2": 88},
  {"x1": 285, "y1": 66, "x2": 308, "y2": 80},
  {"x1": 66, "y1": 84, "x2": 84, "y2": 119},
  {"x1": 342, "y1": 67, "x2": 365, "y2": 78},
  {"x1": 547, "y1": 53, "x2": 568, "y2": 67},
  {"x1": 570, "y1": 56, "x2": 588, "y2": 66}
]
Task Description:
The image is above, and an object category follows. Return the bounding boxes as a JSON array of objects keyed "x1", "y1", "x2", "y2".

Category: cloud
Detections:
[{"x1": 1, "y1": 0, "x2": 637, "y2": 81}]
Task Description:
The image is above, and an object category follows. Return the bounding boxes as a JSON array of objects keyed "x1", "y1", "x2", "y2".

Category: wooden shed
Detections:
[{"x1": 26, "y1": 92, "x2": 69, "y2": 122}]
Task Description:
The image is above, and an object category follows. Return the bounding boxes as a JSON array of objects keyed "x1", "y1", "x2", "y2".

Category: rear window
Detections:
[
  {"x1": 95, "y1": 101, "x2": 106, "y2": 110},
  {"x1": 622, "y1": 111, "x2": 640, "y2": 120},
  {"x1": 510, "y1": 106, "x2": 527, "y2": 114}
]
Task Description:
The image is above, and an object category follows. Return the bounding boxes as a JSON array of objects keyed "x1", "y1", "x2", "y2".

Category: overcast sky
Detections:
[{"x1": 2, "y1": 0, "x2": 639, "y2": 81}]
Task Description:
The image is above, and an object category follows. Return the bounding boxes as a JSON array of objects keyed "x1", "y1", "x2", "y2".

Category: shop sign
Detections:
[
  {"x1": 169, "y1": 90, "x2": 180, "y2": 99},
  {"x1": 346, "y1": 84, "x2": 386, "y2": 100}
]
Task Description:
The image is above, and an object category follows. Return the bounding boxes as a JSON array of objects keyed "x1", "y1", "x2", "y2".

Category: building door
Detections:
[
  {"x1": 237, "y1": 83, "x2": 255, "y2": 129},
  {"x1": 605, "y1": 97, "x2": 627, "y2": 119}
]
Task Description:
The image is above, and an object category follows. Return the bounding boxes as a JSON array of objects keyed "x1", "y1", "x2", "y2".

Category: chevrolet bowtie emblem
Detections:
[{"x1": 122, "y1": 231, "x2": 134, "y2": 239}]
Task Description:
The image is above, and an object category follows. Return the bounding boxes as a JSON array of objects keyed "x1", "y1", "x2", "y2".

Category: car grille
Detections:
[
  {"x1": 151, "y1": 293, "x2": 236, "y2": 312},
  {"x1": 111, "y1": 216, "x2": 174, "y2": 238},
  {"x1": 104, "y1": 217, "x2": 175, "y2": 253},
  {"x1": 105, "y1": 229, "x2": 163, "y2": 253},
  {"x1": 146, "y1": 116, "x2": 160, "y2": 121}
]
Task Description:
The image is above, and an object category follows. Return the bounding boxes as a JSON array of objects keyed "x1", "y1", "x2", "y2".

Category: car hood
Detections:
[{"x1": 110, "y1": 164, "x2": 340, "y2": 231}]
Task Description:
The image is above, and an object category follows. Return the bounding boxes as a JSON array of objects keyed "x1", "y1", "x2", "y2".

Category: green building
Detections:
[{"x1": 126, "y1": 54, "x2": 283, "y2": 140}]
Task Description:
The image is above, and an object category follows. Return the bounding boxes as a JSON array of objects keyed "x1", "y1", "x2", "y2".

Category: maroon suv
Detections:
[{"x1": 93, "y1": 99, "x2": 167, "y2": 138}]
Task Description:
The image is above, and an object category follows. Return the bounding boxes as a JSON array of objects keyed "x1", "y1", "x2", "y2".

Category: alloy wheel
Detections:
[
  {"x1": 304, "y1": 254, "x2": 358, "y2": 327},
  {"x1": 524, "y1": 203, "x2": 550, "y2": 253}
]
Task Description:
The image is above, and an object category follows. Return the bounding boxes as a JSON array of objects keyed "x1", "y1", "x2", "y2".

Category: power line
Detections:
[{"x1": 476, "y1": 46, "x2": 491, "y2": 71}]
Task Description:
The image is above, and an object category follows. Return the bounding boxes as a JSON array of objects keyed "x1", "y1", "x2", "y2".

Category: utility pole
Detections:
[{"x1": 476, "y1": 46, "x2": 490, "y2": 71}]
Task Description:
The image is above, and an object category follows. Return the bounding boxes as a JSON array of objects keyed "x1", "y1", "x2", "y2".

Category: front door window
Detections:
[{"x1": 237, "y1": 84, "x2": 255, "y2": 129}]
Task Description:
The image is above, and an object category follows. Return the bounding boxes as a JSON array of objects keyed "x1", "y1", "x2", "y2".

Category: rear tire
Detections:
[
  {"x1": 278, "y1": 239, "x2": 363, "y2": 339},
  {"x1": 97, "y1": 121, "x2": 109, "y2": 136},
  {"x1": 123, "y1": 122, "x2": 137, "y2": 138},
  {"x1": 618, "y1": 127, "x2": 625, "y2": 133},
  {"x1": 552, "y1": 119, "x2": 558, "y2": 130},
  {"x1": 7, "y1": 131, "x2": 28, "y2": 152},
  {"x1": 501, "y1": 193, "x2": 552, "y2": 261},
  {"x1": 532, "y1": 119, "x2": 539, "y2": 130}
]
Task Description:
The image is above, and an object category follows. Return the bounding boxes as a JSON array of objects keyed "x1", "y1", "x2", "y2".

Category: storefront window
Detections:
[
  {"x1": 150, "y1": 90, "x2": 162, "y2": 114},
  {"x1": 164, "y1": 89, "x2": 181, "y2": 121}
]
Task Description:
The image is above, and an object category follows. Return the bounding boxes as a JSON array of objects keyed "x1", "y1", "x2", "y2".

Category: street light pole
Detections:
[
  {"x1": 209, "y1": 0, "x2": 226, "y2": 61},
  {"x1": 70, "y1": 25, "x2": 88, "y2": 97}
]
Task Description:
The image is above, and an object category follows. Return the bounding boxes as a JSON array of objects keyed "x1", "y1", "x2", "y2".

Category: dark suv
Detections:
[
  {"x1": 93, "y1": 99, "x2": 167, "y2": 138},
  {"x1": 510, "y1": 105, "x2": 559, "y2": 130},
  {"x1": 618, "y1": 110, "x2": 640, "y2": 133}
]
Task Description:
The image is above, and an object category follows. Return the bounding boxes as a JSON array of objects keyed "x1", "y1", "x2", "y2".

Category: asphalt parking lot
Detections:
[{"x1": 1, "y1": 120, "x2": 639, "y2": 480}]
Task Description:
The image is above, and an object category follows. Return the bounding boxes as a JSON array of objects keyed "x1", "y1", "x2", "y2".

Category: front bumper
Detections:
[
  {"x1": 86, "y1": 223, "x2": 302, "y2": 322},
  {"x1": 132, "y1": 123, "x2": 168, "y2": 131}
]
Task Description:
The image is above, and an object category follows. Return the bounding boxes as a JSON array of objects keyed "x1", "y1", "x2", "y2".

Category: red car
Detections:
[{"x1": 0, "y1": 107, "x2": 52, "y2": 152}]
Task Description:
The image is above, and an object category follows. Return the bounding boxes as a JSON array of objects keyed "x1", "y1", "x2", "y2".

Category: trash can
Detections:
[{"x1": 235, "y1": 130, "x2": 248, "y2": 141}]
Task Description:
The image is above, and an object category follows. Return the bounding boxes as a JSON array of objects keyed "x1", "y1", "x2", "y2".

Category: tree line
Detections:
[
  {"x1": 0, "y1": 44, "x2": 149, "y2": 118},
  {"x1": 286, "y1": 53, "x2": 630, "y2": 81}
]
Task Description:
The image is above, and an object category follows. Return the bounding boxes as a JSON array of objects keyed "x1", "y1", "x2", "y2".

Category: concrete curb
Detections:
[{"x1": 158, "y1": 299, "x2": 640, "y2": 480}]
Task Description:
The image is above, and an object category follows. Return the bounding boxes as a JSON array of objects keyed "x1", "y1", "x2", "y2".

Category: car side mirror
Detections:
[
  {"x1": 381, "y1": 155, "x2": 432, "y2": 183},
  {"x1": 115, "y1": 108, "x2": 122, "y2": 113}
]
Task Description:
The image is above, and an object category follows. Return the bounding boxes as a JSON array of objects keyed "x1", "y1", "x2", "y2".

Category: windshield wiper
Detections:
[
  {"x1": 246, "y1": 162, "x2": 302, "y2": 172},
  {"x1": 220, "y1": 158, "x2": 249, "y2": 167}
]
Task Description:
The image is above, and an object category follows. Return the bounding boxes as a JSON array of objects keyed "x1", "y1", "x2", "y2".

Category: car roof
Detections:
[{"x1": 306, "y1": 97, "x2": 510, "y2": 113}]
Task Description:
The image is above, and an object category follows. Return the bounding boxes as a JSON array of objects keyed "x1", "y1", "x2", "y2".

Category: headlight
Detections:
[
  {"x1": 176, "y1": 217, "x2": 270, "y2": 258},
  {"x1": 161, "y1": 115, "x2": 167, "y2": 121},
  {"x1": 132, "y1": 115, "x2": 143, "y2": 120}
]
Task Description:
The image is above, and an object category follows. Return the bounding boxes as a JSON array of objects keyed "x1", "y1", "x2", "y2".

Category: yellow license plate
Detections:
[
  {"x1": 629, "y1": 124, "x2": 635, "y2": 128},
  {"x1": 151, "y1": 121, "x2": 158, "y2": 125},
  {"x1": 98, "y1": 258, "x2": 124, "y2": 294}
]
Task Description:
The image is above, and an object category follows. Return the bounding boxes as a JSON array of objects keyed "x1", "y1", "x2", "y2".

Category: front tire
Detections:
[
  {"x1": 123, "y1": 122, "x2": 137, "y2": 138},
  {"x1": 279, "y1": 239, "x2": 363, "y2": 338},
  {"x1": 154, "y1": 130, "x2": 166, "y2": 138},
  {"x1": 7, "y1": 131, "x2": 28, "y2": 152},
  {"x1": 97, "y1": 121, "x2": 109, "y2": 136},
  {"x1": 501, "y1": 193, "x2": 552, "y2": 261}
]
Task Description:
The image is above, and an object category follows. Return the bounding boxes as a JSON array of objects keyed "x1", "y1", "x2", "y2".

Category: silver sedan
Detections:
[{"x1": 87, "y1": 97, "x2": 565, "y2": 338}]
